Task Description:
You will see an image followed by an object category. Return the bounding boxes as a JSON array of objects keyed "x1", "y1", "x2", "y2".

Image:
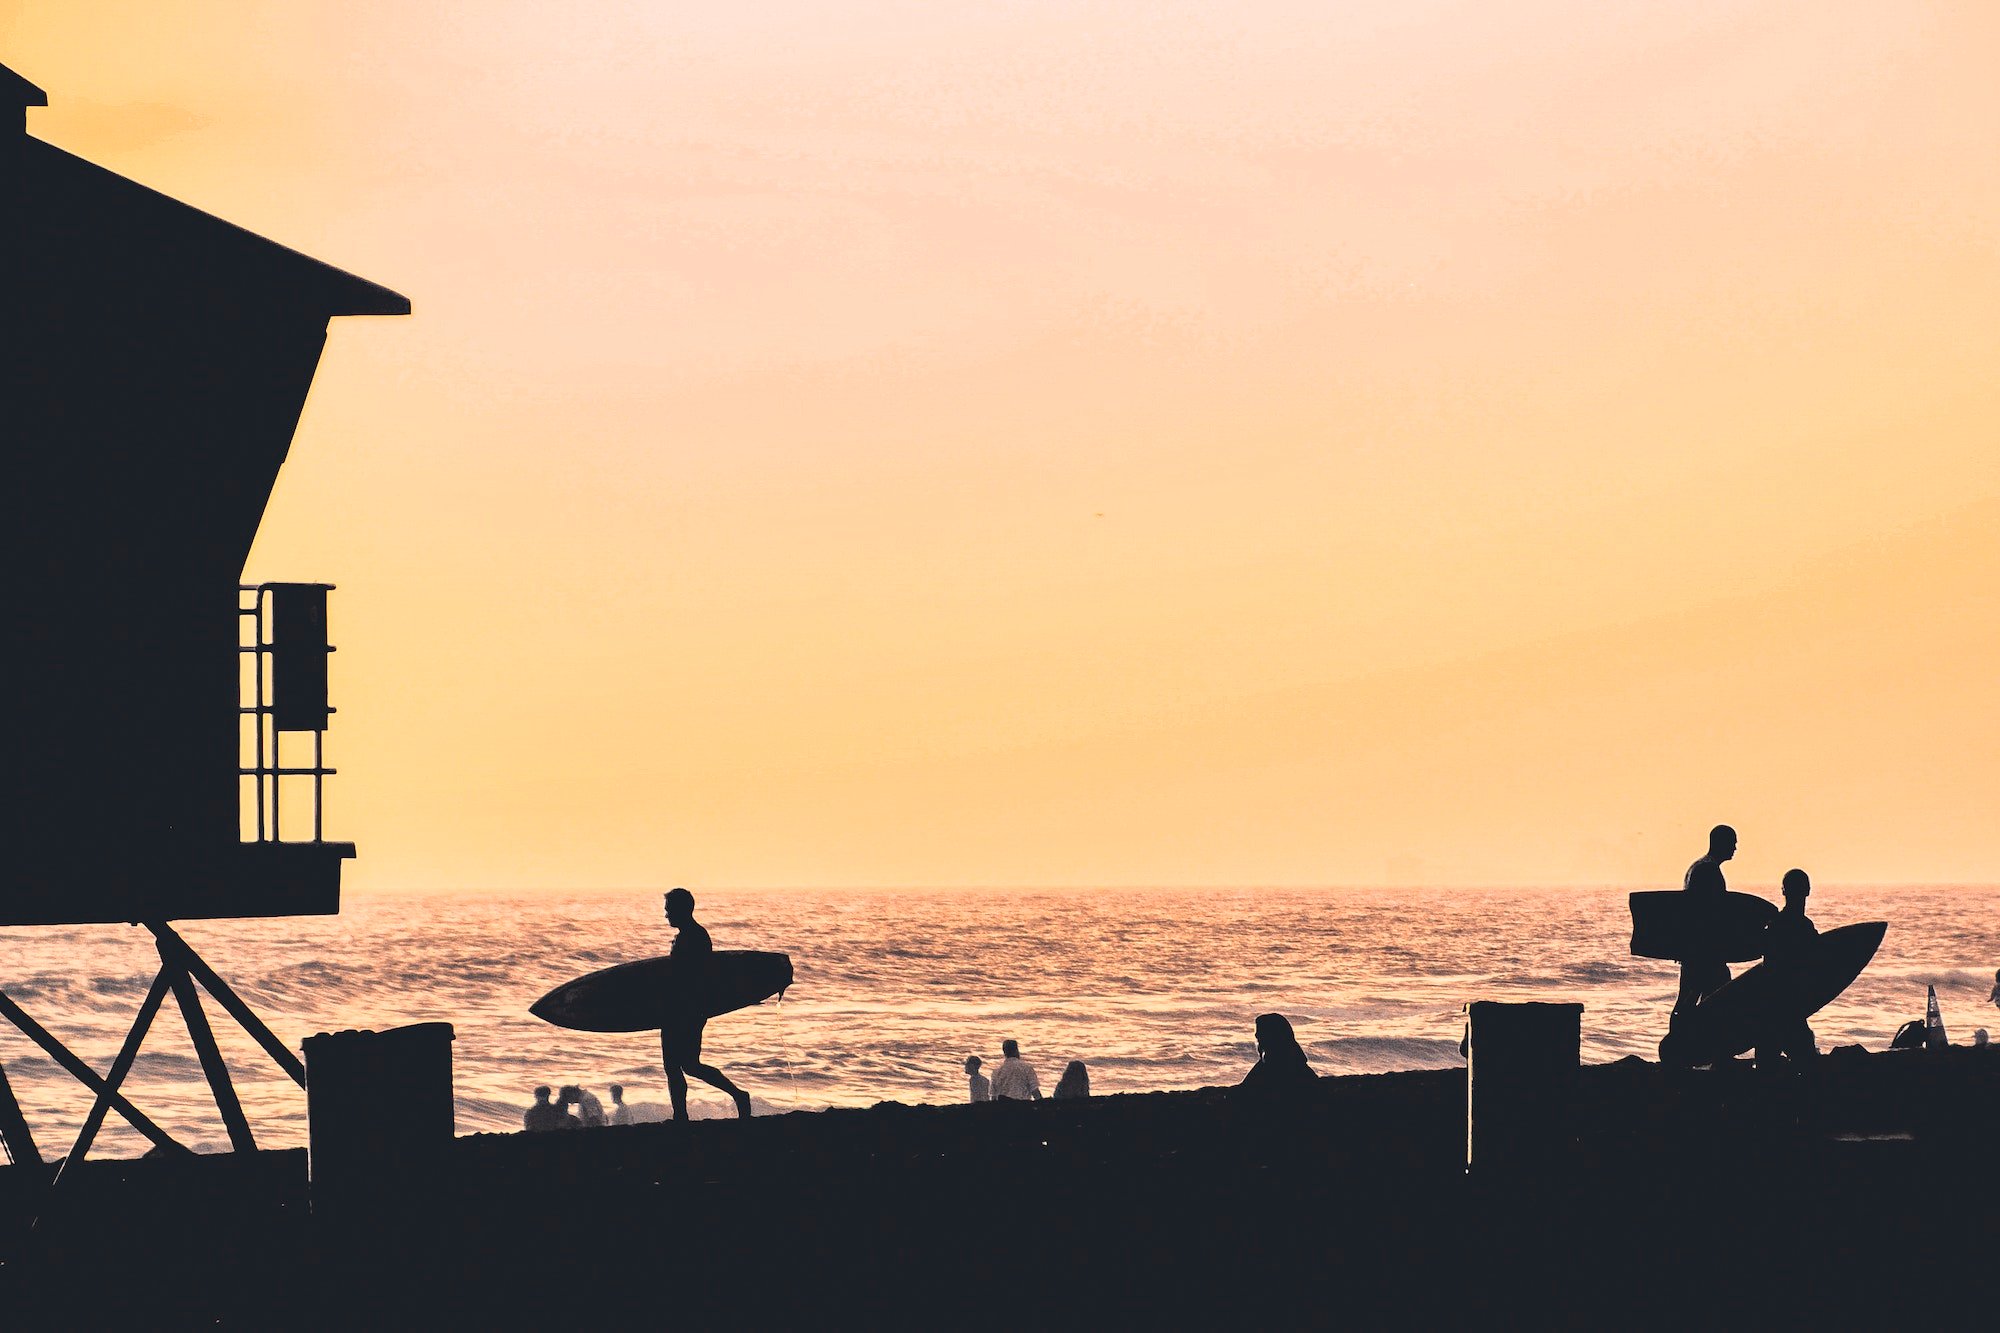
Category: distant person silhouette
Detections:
[
  {"x1": 1053, "y1": 1060, "x2": 1091, "y2": 1100},
  {"x1": 561, "y1": 1084, "x2": 607, "y2": 1127},
  {"x1": 1754, "y1": 869, "x2": 1820, "y2": 1070},
  {"x1": 524, "y1": 1085, "x2": 575, "y2": 1132},
  {"x1": 965, "y1": 1055, "x2": 991, "y2": 1103},
  {"x1": 609, "y1": 1083, "x2": 669, "y2": 1125},
  {"x1": 1988, "y1": 968, "x2": 2000, "y2": 1011},
  {"x1": 1671, "y1": 824, "x2": 1739, "y2": 1036},
  {"x1": 662, "y1": 887, "x2": 754, "y2": 1120},
  {"x1": 1238, "y1": 1013, "x2": 1316, "y2": 1096},
  {"x1": 1974, "y1": 1029, "x2": 1990, "y2": 1049},
  {"x1": 990, "y1": 1039, "x2": 1042, "y2": 1101}
]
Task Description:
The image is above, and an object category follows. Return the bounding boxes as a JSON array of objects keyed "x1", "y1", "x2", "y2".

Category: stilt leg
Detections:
[
  {"x1": 160, "y1": 943, "x2": 256, "y2": 1154},
  {"x1": 0, "y1": 1056, "x2": 41, "y2": 1166}
]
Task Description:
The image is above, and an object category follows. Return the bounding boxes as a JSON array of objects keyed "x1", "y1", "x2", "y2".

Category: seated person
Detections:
[
  {"x1": 1239, "y1": 1013, "x2": 1316, "y2": 1096},
  {"x1": 965, "y1": 1056, "x2": 991, "y2": 1104},
  {"x1": 1052, "y1": 1060, "x2": 1090, "y2": 1099}
]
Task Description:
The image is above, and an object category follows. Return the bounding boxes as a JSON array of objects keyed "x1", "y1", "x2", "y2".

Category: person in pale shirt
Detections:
[
  {"x1": 989, "y1": 1039, "x2": 1042, "y2": 1101},
  {"x1": 965, "y1": 1055, "x2": 991, "y2": 1103}
]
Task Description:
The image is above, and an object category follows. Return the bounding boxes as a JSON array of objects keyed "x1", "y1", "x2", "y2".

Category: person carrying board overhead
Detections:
[
  {"x1": 1670, "y1": 824, "x2": 1739, "y2": 1040},
  {"x1": 661, "y1": 887, "x2": 754, "y2": 1120}
]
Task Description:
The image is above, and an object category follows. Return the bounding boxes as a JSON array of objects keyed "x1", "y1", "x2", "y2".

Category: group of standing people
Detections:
[
  {"x1": 523, "y1": 1082, "x2": 667, "y2": 1131},
  {"x1": 965, "y1": 1040, "x2": 1089, "y2": 1102}
]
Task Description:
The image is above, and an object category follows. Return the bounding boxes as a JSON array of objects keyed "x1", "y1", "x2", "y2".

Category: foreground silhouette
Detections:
[{"x1": 661, "y1": 888, "x2": 753, "y2": 1120}]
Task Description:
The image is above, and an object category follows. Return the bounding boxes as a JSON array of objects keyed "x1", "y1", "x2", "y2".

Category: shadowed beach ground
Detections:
[{"x1": 3, "y1": 1046, "x2": 1995, "y2": 1327}]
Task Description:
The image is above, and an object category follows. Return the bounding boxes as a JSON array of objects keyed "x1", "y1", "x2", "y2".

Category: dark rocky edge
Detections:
[{"x1": 2, "y1": 1046, "x2": 1995, "y2": 1327}]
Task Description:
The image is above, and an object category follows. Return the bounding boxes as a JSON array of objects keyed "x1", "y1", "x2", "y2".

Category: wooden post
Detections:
[
  {"x1": 0, "y1": 989, "x2": 185, "y2": 1154},
  {"x1": 52, "y1": 967, "x2": 171, "y2": 1182},
  {"x1": 0, "y1": 1056, "x2": 41, "y2": 1166},
  {"x1": 160, "y1": 944, "x2": 256, "y2": 1154},
  {"x1": 150, "y1": 923, "x2": 305, "y2": 1087}
]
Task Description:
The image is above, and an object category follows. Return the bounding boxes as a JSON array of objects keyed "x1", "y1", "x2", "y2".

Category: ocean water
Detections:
[{"x1": 0, "y1": 886, "x2": 1994, "y2": 1157}]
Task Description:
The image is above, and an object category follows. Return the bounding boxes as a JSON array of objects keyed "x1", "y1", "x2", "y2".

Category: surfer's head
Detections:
[
  {"x1": 664, "y1": 886, "x2": 695, "y2": 924},
  {"x1": 1781, "y1": 868, "x2": 1810, "y2": 902},
  {"x1": 1708, "y1": 825, "x2": 1738, "y2": 860}
]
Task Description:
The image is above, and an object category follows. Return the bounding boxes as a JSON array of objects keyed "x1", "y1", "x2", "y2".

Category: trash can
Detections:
[
  {"x1": 303, "y1": 1021, "x2": 455, "y2": 1222},
  {"x1": 1465, "y1": 1001, "x2": 1581, "y2": 1176}
]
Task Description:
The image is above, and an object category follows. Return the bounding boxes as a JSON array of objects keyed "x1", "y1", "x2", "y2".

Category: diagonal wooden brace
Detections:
[
  {"x1": 51, "y1": 967, "x2": 172, "y2": 1184},
  {"x1": 0, "y1": 988, "x2": 185, "y2": 1155},
  {"x1": 149, "y1": 923, "x2": 306, "y2": 1088}
]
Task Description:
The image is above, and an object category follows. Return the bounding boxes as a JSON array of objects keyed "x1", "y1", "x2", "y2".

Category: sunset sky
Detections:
[{"x1": 9, "y1": 2, "x2": 1999, "y2": 891}]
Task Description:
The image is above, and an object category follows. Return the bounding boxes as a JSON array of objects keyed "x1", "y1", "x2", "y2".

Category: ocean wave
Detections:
[{"x1": 1308, "y1": 1036, "x2": 1465, "y2": 1070}]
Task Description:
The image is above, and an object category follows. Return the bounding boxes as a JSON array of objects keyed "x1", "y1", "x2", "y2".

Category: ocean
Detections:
[{"x1": 1, "y1": 885, "x2": 1994, "y2": 1156}]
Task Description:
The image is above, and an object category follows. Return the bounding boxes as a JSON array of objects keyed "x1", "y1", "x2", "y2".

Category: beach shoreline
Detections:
[{"x1": 4, "y1": 1045, "x2": 1995, "y2": 1325}]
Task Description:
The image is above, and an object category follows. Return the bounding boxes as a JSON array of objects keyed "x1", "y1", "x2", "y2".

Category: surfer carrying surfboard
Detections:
[
  {"x1": 1754, "y1": 869, "x2": 1820, "y2": 1069},
  {"x1": 661, "y1": 887, "x2": 754, "y2": 1120},
  {"x1": 1670, "y1": 825, "x2": 1739, "y2": 1037}
]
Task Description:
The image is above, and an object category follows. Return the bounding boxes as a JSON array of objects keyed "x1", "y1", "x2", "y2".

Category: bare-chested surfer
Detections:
[
  {"x1": 1670, "y1": 824, "x2": 1737, "y2": 1036},
  {"x1": 661, "y1": 887, "x2": 753, "y2": 1120}
]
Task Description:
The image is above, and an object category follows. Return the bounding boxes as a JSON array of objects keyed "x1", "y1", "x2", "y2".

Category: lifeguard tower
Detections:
[{"x1": 0, "y1": 62, "x2": 407, "y2": 1168}]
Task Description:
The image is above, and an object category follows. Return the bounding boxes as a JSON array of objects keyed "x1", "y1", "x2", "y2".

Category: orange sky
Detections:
[{"x1": 9, "y1": 2, "x2": 2000, "y2": 890}]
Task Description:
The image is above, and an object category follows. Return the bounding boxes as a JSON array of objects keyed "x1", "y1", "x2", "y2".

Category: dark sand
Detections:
[{"x1": 3, "y1": 1047, "x2": 1995, "y2": 1327}]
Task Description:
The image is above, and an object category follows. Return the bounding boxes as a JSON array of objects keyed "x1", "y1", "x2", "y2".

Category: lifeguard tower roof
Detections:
[
  {"x1": 2, "y1": 59, "x2": 408, "y2": 926},
  {"x1": 2, "y1": 60, "x2": 46, "y2": 114}
]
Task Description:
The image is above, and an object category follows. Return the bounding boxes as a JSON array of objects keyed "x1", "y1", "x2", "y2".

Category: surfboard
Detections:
[
  {"x1": 529, "y1": 951, "x2": 793, "y2": 1033},
  {"x1": 1657, "y1": 921, "x2": 1886, "y2": 1066},
  {"x1": 1629, "y1": 890, "x2": 1778, "y2": 963}
]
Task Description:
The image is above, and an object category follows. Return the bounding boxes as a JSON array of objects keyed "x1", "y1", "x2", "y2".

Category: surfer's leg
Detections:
[
  {"x1": 1670, "y1": 961, "x2": 1725, "y2": 1031},
  {"x1": 679, "y1": 1021, "x2": 752, "y2": 1116},
  {"x1": 662, "y1": 1026, "x2": 693, "y2": 1121}
]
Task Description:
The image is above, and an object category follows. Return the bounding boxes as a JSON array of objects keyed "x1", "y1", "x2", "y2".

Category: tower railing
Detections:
[{"x1": 239, "y1": 582, "x2": 337, "y2": 843}]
